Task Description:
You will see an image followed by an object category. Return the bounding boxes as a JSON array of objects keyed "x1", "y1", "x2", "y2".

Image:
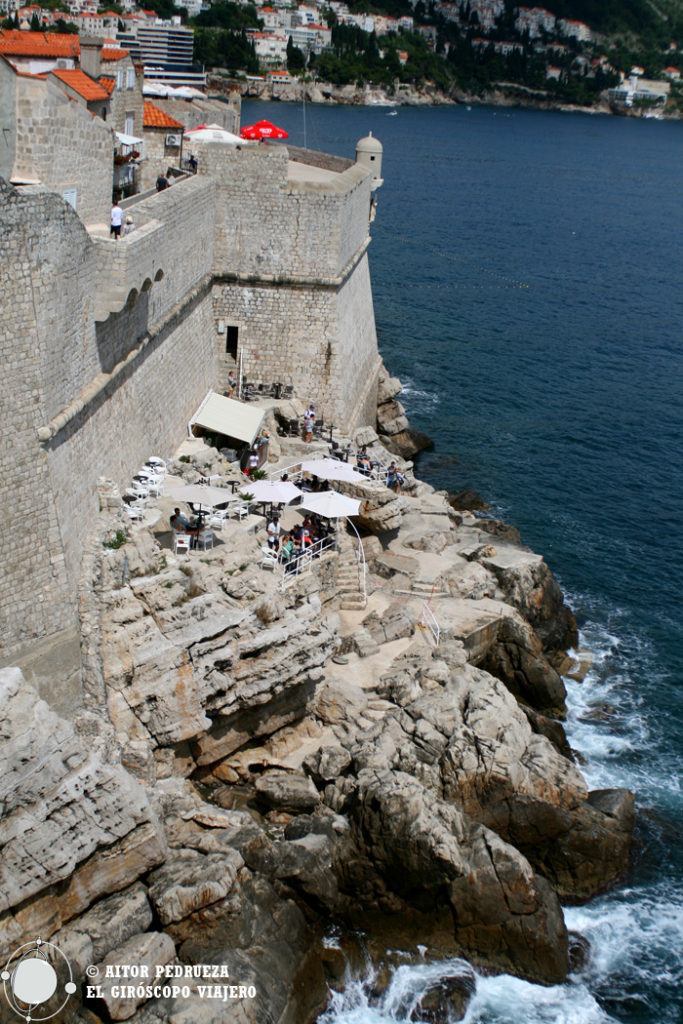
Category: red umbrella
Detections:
[{"x1": 240, "y1": 119, "x2": 289, "y2": 141}]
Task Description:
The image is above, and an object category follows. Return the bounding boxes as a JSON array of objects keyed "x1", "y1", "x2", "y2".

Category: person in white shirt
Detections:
[
  {"x1": 110, "y1": 202, "x2": 123, "y2": 239},
  {"x1": 267, "y1": 518, "x2": 281, "y2": 551}
]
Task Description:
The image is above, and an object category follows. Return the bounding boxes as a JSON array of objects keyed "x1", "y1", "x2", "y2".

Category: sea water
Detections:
[{"x1": 242, "y1": 101, "x2": 683, "y2": 1023}]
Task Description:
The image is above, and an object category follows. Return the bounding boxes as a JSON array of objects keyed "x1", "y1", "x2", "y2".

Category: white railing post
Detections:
[
  {"x1": 419, "y1": 602, "x2": 440, "y2": 646},
  {"x1": 345, "y1": 516, "x2": 367, "y2": 606}
]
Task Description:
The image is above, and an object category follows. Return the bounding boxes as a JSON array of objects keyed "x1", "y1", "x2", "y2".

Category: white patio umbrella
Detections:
[
  {"x1": 166, "y1": 483, "x2": 233, "y2": 510},
  {"x1": 300, "y1": 458, "x2": 366, "y2": 483},
  {"x1": 300, "y1": 490, "x2": 361, "y2": 519},
  {"x1": 183, "y1": 125, "x2": 243, "y2": 145},
  {"x1": 244, "y1": 479, "x2": 302, "y2": 504}
]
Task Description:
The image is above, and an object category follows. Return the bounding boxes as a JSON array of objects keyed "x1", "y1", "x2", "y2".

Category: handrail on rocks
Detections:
[
  {"x1": 419, "y1": 602, "x2": 440, "y2": 646},
  {"x1": 280, "y1": 534, "x2": 337, "y2": 586}
]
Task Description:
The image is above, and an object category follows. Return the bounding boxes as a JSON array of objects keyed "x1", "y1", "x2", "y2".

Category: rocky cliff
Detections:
[{"x1": 0, "y1": 405, "x2": 634, "y2": 1024}]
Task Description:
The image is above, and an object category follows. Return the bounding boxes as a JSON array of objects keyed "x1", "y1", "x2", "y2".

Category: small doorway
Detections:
[{"x1": 226, "y1": 326, "x2": 239, "y2": 360}]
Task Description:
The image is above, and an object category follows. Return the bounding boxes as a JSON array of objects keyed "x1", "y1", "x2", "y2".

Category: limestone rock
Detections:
[
  {"x1": 481, "y1": 553, "x2": 578, "y2": 654},
  {"x1": 147, "y1": 848, "x2": 244, "y2": 925},
  {"x1": 448, "y1": 490, "x2": 487, "y2": 511},
  {"x1": 348, "y1": 768, "x2": 568, "y2": 984},
  {"x1": 254, "y1": 770, "x2": 321, "y2": 813},
  {"x1": 363, "y1": 603, "x2": 415, "y2": 645},
  {"x1": 95, "y1": 932, "x2": 176, "y2": 1020},
  {"x1": 0, "y1": 668, "x2": 165, "y2": 954},
  {"x1": 317, "y1": 677, "x2": 368, "y2": 725},
  {"x1": 66, "y1": 882, "x2": 153, "y2": 962}
]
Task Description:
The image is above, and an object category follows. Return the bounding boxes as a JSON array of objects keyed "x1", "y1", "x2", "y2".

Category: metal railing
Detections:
[
  {"x1": 280, "y1": 534, "x2": 337, "y2": 584},
  {"x1": 419, "y1": 603, "x2": 440, "y2": 647},
  {"x1": 345, "y1": 516, "x2": 367, "y2": 607}
]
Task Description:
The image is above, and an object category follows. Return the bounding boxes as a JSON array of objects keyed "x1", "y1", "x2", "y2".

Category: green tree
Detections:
[{"x1": 286, "y1": 35, "x2": 306, "y2": 72}]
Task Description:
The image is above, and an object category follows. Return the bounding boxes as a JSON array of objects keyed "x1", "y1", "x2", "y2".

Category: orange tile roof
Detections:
[
  {"x1": 99, "y1": 75, "x2": 115, "y2": 94},
  {"x1": 0, "y1": 29, "x2": 80, "y2": 57},
  {"x1": 101, "y1": 46, "x2": 130, "y2": 61},
  {"x1": 143, "y1": 100, "x2": 184, "y2": 129},
  {"x1": 51, "y1": 68, "x2": 109, "y2": 102}
]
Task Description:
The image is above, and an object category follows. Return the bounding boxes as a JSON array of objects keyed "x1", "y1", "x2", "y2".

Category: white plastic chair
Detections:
[
  {"x1": 209, "y1": 508, "x2": 231, "y2": 531},
  {"x1": 196, "y1": 530, "x2": 214, "y2": 551},
  {"x1": 138, "y1": 472, "x2": 163, "y2": 497},
  {"x1": 230, "y1": 502, "x2": 250, "y2": 520},
  {"x1": 261, "y1": 551, "x2": 278, "y2": 570},
  {"x1": 124, "y1": 504, "x2": 145, "y2": 522},
  {"x1": 173, "y1": 532, "x2": 191, "y2": 555},
  {"x1": 126, "y1": 483, "x2": 149, "y2": 501},
  {"x1": 146, "y1": 456, "x2": 167, "y2": 472}
]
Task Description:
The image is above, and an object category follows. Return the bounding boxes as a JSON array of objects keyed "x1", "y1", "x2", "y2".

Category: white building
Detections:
[
  {"x1": 557, "y1": 19, "x2": 592, "y2": 42},
  {"x1": 251, "y1": 31, "x2": 287, "y2": 62},
  {"x1": 514, "y1": 7, "x2": 556, "y2": 38}
]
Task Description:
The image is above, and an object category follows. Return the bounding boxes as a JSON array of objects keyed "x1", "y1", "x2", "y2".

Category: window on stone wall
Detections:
[
  {"x1": 125, "y1": 112, "x2": 134, "y2": 136},
  {"x1": 127, "y1": 67, "x2": 135, "y2": 89},
  {"x1": 116, "y1": 69, "x2": 123, "y2": 90},
  {"x1": 226, "y1": 326, "x2": 238, "y2": 359}
]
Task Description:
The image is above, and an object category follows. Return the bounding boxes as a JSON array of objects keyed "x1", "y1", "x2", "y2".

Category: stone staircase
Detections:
[{"x1": 335, "y1": 533, "x2": 367, "y2": 611}]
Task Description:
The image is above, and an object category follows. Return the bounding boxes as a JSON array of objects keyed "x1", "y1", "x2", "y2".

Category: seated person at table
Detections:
[
  {"x1": 281, "y1": 534, "x2": 294, "y2": 562},
  {"x1": 356, "y1": 447, "x2": 373, "y2": 474},
  {"x1": 170, "y1": 508, "x2": 198, "y2": 533}
]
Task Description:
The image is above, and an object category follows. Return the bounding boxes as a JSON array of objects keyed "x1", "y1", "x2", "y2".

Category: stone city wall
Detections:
[
  {"x1": 0, "y1": 184, "x2": 84, "y2": 686},
  {"x1": 11, "y1": 75, "x2": 113, "y2": 228},
  {"x1": 0, "y1": 178, "x2": 218, "y2": 682},
  {"x1": 203, "y1": 144, "x2": 372, "y2": 280},
  {"x1": 0, "y1": 139, "x2": 381, "y2": 688}
]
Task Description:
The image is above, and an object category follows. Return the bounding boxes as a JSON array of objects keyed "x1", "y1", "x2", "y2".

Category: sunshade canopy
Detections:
[
  {"x1": 166, "y1": 483, "x2": 233, "y2": 509},
  {"x1": 245, "y1": 480, "x2": 302, "y2": 503},
  {"x1": 115, "y1": 131, "x2": 143, "y2": 146},
  {"x1": 190, "y1": 392, "x2": 264, "y2": 446},
  {"x1": 300, "y1": 458, "x2": 366, "y2": 483},
  {"x1": 240, "y1": 119, "x2": 288, "y2": 140},
  {"x1": 184, "y1": 125, "x2": 243, "y2": 144},
  {"x1": 300, "y1": 490, "x2": 361, "y2": 519}
]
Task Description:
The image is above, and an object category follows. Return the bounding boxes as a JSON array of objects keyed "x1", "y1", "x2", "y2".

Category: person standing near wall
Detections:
[{"x1": 110, "y1": 201, "x2": 123, "y2": 239}]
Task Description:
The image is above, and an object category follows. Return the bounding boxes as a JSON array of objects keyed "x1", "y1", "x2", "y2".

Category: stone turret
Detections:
[{"x1": 355, "y1": 131, "x2": 383, "y2": 190}]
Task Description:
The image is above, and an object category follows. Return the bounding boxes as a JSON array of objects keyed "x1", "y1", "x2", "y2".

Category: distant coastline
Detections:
[{"x1": 214, "y1": 74, "x2": 683, "y2": 120}]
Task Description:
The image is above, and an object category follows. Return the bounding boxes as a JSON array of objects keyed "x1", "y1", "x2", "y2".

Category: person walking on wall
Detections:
[
  {"x1": 226, "y1": 370, "x2": 236, "y2": 398},
  {"x1": 156, "y1": 172, "x2": 169, "y2": 192},
  {"x1": 123, "y1": 215, "x2": 135, "y2": 236},
  {"x1": 110, "y1": 201, "x2": 123, "y2": 239}
]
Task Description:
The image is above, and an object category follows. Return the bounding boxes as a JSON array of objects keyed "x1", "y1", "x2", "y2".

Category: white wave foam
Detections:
[{"x1": 461, "y1": 973, "x2": 615, "y2": 1024}]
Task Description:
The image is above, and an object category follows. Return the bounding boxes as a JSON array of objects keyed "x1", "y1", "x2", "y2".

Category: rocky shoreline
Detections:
[
  {"x1": 0, "y1": 366, "x2": 635, "y2": 1024},
  {"x1": 220, "y1": 73, "x2": 681, "y2": 120}
]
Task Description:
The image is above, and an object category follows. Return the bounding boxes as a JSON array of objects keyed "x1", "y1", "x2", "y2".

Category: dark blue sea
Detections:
[{"x1": 244, "y1": 100, "x2": 683, "y2": 1024}]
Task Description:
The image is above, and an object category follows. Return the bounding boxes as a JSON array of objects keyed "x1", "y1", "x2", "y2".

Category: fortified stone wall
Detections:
[
  {"x1": 204, "y1": 144, "x2": 371, "y2": 279},
  {"x1": 11, "y1": 75, "x2": 113, "y2": 227},
  {"x1": 0, "y1": 183, "x2": 85, "y2": 696},
  {"x1": 204, "y1": 142, "x2": 380, "y2": 427},
  {"x1": 0, "y1": 137, "x2": 381, "y2": 692},
  {"x1": 0, "y1": 177, "x2": 218, "y2": 683}
]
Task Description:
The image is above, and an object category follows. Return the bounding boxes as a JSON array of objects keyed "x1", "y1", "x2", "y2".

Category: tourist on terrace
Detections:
[
  {"x1": 123, "y1": 215, "x2": 135, "y2": 236},
  {"x1": 267, "y1": 517, "x2": 281, "y2": 551},
  {"x1": 189, "y1": 154, "x2": 198, "y2": 173},
  {"x1": 226, "y1": 370, "x2": 236, "y2": 397},
  {"x1": 245, "y1": 451, "x2": 259, "y2": 476},
  {"x1": 303, "y1": 404, "x2": 315, "y2": 443},
  {"x1": 170, "y1": 508, "x2": 197, "y2": 534},
  {"x1": 110, "y1": 201, "x2": 123, "y2": 240},
  {"x1": 386, "y1": 462, "x2": 404, "y2": 494},
  {"x1": 156, "y1": 172, "x2": 169, "y2": 192}
]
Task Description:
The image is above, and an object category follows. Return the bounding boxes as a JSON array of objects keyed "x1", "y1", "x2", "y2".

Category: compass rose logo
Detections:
[{"x1": 1, "y1": 938, "x2": 77, "y2": 1022}]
